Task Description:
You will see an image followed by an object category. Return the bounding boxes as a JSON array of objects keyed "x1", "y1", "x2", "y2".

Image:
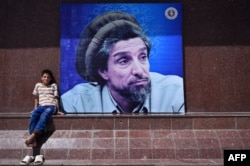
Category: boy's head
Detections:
[{"x1": 40, "y1": 69, "x2": 56, "y2": 85}]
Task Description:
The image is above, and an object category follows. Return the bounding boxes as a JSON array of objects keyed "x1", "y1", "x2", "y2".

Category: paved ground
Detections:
[{"x1": 0, "y1": 159, "x2": 223, "y2": 166}]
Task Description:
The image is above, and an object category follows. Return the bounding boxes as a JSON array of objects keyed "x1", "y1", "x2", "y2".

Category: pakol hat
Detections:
[{"x1": 75, "y1": 11, "x2": 142, "y2": 82}]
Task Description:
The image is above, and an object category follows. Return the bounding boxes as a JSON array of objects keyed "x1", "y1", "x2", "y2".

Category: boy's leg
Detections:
[
  {"x1": 29, "y1": 107, "x2": 42, "y2": 134},
  {"x1": 25, "y1": 131, "x2": 39, "y2": 147},
  {"x1": 25, "y1": 107, "x2": 43, "y2": 147},
  {"x1": 34, "y1": 106, "x2": 56, "y2": 133},
  {"x1": 26, "y1": 106, "x2": 55, "y2": 147}
]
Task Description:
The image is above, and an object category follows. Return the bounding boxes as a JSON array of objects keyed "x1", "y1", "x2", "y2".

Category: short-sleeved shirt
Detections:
[
  {"x1": 61, "y1": 72, "x2": 185, "y2": 114},
  {"x1": 32, "y1": 83, "x2": 58, "y2": 106}
]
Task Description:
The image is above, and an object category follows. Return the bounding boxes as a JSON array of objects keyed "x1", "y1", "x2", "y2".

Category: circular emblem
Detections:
[{"x1": 165, "y1": 7, "x2": 178, "y2": 20}]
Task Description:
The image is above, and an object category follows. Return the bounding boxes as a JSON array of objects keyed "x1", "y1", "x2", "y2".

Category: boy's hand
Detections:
[{"x1": 57, "y1": 111, "x2": 64, "y2": 115}]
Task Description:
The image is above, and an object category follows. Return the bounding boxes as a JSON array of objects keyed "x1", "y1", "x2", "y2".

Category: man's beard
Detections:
[{"x1": 115, "y1": 81, "x2": 151, "y2": 103}]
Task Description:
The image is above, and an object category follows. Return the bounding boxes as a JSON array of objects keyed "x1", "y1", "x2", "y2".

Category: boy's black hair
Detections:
[{"x1": 41, "y1": 69, "x2": 56, "y2": 85}]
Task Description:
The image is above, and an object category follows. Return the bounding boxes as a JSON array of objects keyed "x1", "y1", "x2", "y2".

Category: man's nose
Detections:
[{"x1": 131, "y1": 60, "x2": 144, "y2": 75}]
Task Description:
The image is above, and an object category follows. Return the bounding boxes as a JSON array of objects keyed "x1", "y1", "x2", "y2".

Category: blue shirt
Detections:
[{"x1": 61, "y1": 72, "x2": 185, "y2": 114}]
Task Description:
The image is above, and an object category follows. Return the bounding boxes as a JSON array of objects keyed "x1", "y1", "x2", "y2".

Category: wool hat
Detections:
[{"x1": 75, "y1": 11, "x2": 142, "y2": 82}]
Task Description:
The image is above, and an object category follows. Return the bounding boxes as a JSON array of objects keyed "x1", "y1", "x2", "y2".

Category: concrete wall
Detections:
[{"x1": 0, "y1": 0, "x2": 250, "y2": 113}]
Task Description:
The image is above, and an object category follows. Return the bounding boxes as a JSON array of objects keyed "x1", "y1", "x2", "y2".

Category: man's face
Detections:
[{"x1": 98, "y1": 37, "x2": 150, "y2": 102}]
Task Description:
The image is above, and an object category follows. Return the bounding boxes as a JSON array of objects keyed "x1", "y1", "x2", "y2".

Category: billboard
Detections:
[{"x1": 60, "y1": 3, "x2": 185, "y2": 114}]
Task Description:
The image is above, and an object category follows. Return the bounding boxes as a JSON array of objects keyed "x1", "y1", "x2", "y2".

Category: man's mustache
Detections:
[{"x1": 128, "y1": 76, "x2": 150, "y2": 85}]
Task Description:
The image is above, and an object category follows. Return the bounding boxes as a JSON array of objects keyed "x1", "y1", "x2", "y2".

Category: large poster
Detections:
[{"x1": 60, "y1": 3, "x2": 185, "y2": 114}]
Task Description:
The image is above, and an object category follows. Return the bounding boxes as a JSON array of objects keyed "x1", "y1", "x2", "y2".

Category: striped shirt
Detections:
[{"x1": 32, "y1": 83, "x2": 58, "y2": 106}]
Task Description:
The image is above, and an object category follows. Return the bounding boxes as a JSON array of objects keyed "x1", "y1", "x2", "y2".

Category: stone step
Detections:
[{"x1": 0, "y1": 112, "x2": 250, "y2": 165}]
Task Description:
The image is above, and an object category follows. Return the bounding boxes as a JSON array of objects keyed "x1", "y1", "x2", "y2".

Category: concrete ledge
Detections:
[{"x1": 1, "y1": 112, "x2": 250, "y2": 130}]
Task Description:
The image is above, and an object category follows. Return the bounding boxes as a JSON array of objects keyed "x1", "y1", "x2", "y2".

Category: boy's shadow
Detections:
[{"x1": 32, "y1": 118, "x2": 56, "y2": 159}]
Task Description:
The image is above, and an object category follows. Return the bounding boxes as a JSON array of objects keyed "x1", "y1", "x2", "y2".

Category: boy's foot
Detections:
[
  {"x1": 25, "y1": 139, "x2": 37, "y2": 147},
  {"x1": 25, "y1": 134, "x2": 37, "y2": 147}
]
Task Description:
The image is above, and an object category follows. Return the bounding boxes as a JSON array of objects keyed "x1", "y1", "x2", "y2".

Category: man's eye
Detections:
[
  {"x1": 118, "y1": 59, "x2": 128, "y2": 65},
  {"x1": 140, "y1": 55, "x2": 148, "y2": 61}
]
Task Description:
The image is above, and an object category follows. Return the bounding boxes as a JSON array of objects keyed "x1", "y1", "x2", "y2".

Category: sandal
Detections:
[
  {"x1": 19, "y1": 155, "x2": 34, "y2": 165},
  {"x1": 34, "y1": 155, "x2": 45, "y2": 165}
]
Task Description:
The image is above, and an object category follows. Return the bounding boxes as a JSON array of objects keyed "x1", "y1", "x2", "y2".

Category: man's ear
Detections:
[{"x1": 98, "y1": 69, "x2": 109, "y2": 80}]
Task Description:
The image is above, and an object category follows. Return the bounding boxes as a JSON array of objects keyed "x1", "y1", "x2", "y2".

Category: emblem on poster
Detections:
[{"x1": 165, "y1": 7, "x2": 178, "y2": 20}]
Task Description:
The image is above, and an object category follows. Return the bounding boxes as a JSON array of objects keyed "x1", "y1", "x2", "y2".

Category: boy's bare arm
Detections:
[
  {"x1": 34, "y1": 96, "x2": 39, "y2": 109},
  {"x1": 55, "y1": 97, "x2": 64, "y2": 115}
]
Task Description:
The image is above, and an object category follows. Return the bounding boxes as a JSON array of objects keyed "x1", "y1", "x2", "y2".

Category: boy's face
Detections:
[
  {"x1": 41, "y1": 73, "x2": 52, "y2": 85},
  {"x1": 98, "y1": 37, "x2": 150, "y2": 102}
]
